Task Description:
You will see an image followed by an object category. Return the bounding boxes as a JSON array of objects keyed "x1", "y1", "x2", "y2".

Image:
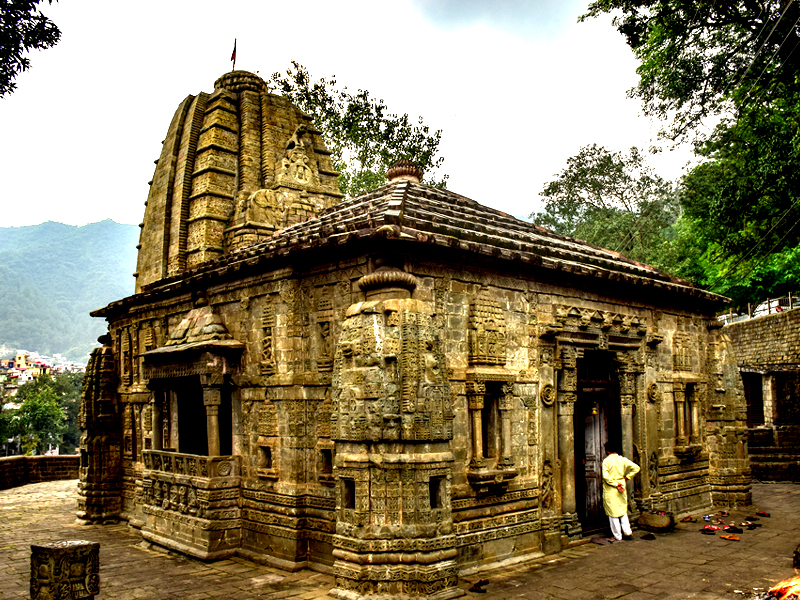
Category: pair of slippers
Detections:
[{"x1": 469, "y1": 579, "x2": 490, "y2": 593}]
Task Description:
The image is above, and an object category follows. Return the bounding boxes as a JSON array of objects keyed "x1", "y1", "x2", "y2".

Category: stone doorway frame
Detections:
[{"x1": 539, "y1": 304, "x2": 650, "y2": 540}]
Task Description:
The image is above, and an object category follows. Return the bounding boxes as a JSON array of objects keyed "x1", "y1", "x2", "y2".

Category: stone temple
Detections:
[{"x1": 78, "y1": 70, "x2": 751, "y2": 599}]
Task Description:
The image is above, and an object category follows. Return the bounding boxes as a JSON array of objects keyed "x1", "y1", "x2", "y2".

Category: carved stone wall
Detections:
[
  {"x1": 83, "y1": 70, "x2": 751, "y2": 589},
  {"x1": 135, "y1": 71, "x2": 342, "y2": 293},
  {"x1": 726, "y1": 309, "x2": 800, "y2": 481}
]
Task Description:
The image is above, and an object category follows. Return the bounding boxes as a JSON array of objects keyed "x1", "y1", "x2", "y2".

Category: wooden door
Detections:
[{"x1": 582, "y1": 390, "x2": 608, "y2": 523}]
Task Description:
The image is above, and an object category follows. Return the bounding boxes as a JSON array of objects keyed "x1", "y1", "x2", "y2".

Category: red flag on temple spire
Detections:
[{"x1": 231, "y1": 39, "x2": 237, "y2": 71}]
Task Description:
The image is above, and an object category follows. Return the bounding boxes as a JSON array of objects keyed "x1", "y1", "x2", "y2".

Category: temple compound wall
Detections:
[
  {"x1": 726, "y1": 309, "x2": 800, "y2": 481},
  {"x1": 79, "y1": 71, "x2": 751, "y2": 600}
]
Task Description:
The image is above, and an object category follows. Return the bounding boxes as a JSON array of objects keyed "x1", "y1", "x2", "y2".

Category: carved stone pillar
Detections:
[
  {"x1": 621, "y1": 403, "x2": 635, "y2": 464},
  {"x1": 467, "y1": 381, "x2": 485, "y2": 468},
  {"x1": 674, "y1": 383, "x2": 687, "y2": 446},
  {"x1": 619, "y1": 368, "x2": 637, "y2": 460},
  {"x1": 498, "y1": 383, "x2": 514, "y2": 469},
  {"x1": 689, "y1": 394, "x2": 701, "y2": 445},
  {"x1": 558, "y1": 398, "x2": 576, "y2": 514},
  {"x1": 31, "y1": 541, "x2": 100, "y2": 600},
  {"x1": 203, "y1": 385, "x2": 222, "y2": 457},
  {"x1": 151, "y1": 393, "x2": 163, "y2": 451},
  {"x1": 558, "y1": 346, "x2": 577, "y2": 515}
]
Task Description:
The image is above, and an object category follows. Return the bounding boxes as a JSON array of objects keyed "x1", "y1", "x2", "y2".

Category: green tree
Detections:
[
  {"x1": 13, "y1": 372, "x2": 83, "y2": 452},
  {"x1": 1, "y1": 0, "x2": 61, "y2": 97},
  {"x1": 52, "y1": 372, "x2": 82, "y2": 452},
  {"x1": 531, "y1": 144, "x2": 682, "y2": 272},
  {"x1": 583, "y1": 0, "x2": 800, "y2": 305},
  {"x1": 270, "y1": 62, "x2": 448, "y2": 198},
  {"x1": 679, "y1": 90, "x2": 800, "y2": 303},
  {"x1": 581, "y1": 0, "x2": 800, "y2": 143},
  {"x1": 17, "y1": 386, "x2": 65, "y2": 455},
  {"x1": 0, "y1": 407, "x2": 21, "y2": 455}
]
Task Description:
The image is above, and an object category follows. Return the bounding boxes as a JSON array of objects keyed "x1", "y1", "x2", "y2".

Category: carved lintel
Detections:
[{"x1": 646, "y1": 331, "x2": 664, "y2": 347}]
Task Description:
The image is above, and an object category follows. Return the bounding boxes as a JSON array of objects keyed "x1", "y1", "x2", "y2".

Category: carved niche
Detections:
[
  {"x1": 276, "y1": 125, "x2": 320, "y2": 188},
  {"x1": 260, "y1": 302, "x2": 276, "y2": 375},
  {"x1": 316, "y1": 289, "x2": 334, "y2": 372},
  {"x1": 468, "y1": 287, "x2": 507, "y2": 366}
]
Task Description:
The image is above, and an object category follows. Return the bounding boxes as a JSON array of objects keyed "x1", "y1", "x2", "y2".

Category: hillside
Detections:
[{"x1": 0, "y1": 220, "x2": 139, "y2": 362}]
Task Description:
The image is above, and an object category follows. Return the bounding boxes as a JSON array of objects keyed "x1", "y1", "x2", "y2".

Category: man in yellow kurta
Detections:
[{"x1": 602, "y1": 441, "x2": 640, "y2": 541}]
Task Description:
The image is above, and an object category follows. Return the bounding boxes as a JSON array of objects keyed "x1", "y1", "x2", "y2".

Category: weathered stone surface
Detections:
[
  {"x1": 30, "y1": 540, "x2": 99, "y2": 600},
  {"x1": 726, "y1": 309, "x2": 800, "y2": 481},
  {"x1": 80, "y1": 71, "x2": 751, "y2": 597}
]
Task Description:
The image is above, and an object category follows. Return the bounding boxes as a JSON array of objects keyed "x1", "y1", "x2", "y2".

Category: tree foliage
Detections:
[
  {"x1": 17, "y1": 385, "x2": 64, "y2": 455},
  {"x1": 12, "y1": 372, "x2": 82, "y2": 454},
  {"x1": 270, "y1": 62, "x2": 448, "y2": 198},
  {"x1": 0, "y1": 0, "x2": 61, "y2": 97},
  {"x1": 583, "y1": 0, "x2": 800, "y2": 307},
  {"x1": 532, "y1": 144, "x2": 682, "y2": 272},
  {"x1": 582, "y1": 0, "x2": 800, "y2": 143}
]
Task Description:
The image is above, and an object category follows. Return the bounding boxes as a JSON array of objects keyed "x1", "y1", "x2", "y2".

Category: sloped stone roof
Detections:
[{"x1": 97, "y1": 180, "x2": 724, "y2": 316}]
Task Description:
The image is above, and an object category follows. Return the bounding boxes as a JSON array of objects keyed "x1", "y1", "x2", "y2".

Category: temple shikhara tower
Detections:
[{"x1": 79, "y1": 71, "x2": 751, "y2": 599}]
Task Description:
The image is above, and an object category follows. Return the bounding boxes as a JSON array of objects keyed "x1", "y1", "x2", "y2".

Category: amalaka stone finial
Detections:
[
  {"x1": 214, "y1": 70, "x2": 266, "y2": 93},
  {"x1": 358, "y1": 266, "x2": 417, "y2": 300},
  {"x1": 387, "y1": 159, "x2": 423, "y2": 183}
]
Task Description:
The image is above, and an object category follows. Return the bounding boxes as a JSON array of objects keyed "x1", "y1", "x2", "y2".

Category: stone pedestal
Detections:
[{"x1": 30, "y1": 541, "x2": 100, "y2": 600}]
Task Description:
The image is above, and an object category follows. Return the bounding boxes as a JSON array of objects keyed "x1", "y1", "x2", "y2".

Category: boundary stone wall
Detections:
[
  {"x1": 0, "y1": 455, "x2": 79, "y2": 490},
  {"x1": 726, "y1": 308, "x2": 800, "y2": 481},
  {"x1": 726, "y1": 308, "x2": 800, "y2": 368}
]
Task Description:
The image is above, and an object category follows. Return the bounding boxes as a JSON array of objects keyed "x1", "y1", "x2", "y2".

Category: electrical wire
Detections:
[
  {"x1": 721, "y1": 0, "x2": 792, "y2": 100},
  {"x1": 705, "y1": 195, "x2": 800, "y2": 292},
  {"x1": 738, "y1": 13, "x2": 800, "y2": 107},
  {"x1": 718, "y1": 213, "x2": 800, "y2": 297}
]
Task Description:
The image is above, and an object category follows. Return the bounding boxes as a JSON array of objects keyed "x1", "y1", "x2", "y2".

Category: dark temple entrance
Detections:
[{"x1": 575, "y1": 351, "x2": 622, "y2": 532}]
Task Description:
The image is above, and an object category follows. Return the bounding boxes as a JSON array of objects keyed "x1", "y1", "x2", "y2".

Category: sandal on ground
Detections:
[
  {"x1": 724, "y1": 526, "x2": 743, "y2": 534},
  {"x1": 720, "y1": 534, "x2": 740, "y2": 541}
]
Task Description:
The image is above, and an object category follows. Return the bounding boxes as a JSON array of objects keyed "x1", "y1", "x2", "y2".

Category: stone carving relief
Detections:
[
  {"x1": 649, "y1": 451, "x2": 659, "y2": 490},
  {"x1": 31, "y1": 541, "x2": 100, "y2": 600},
  {"x1": 261, "y1": 303, "x2": 276, "y2": 375},
  {"x1": 243, "y1": 188, "x2": 285, "y2": 228},
  {"x1": 540, "y1": 384, "x2": 555, "y2": 406},
  {"x1": 316, "y1": 290, "x2": 334, "y2": 372},
  {"x1": 276, "y1": 125, "x2": 320, "y2": 188},
  {"x1": 468, "y1": 288, "x2": 507, "y2": 366},
  {"x1": 120, "y1": 327, "x2": 132, "y2": 386},
  {"x1": 131, "y1": 322, "x2": 140, "y2": 384},
  {"x1": 647, "y1": 382, "x2": 661, "y2": 403},
  {"x1": 333, "y1": 303, "x2": 453, "y2": 442},
  {"x1": 672, "y1": 333, "x2": 693, "y2": 372},
  {"x1": 541, "y1": 459, "x2": 555, "y2": 511},
  {"x1": 258, "y1": 400, "x2": 277, "y2": 437},
  {"x1": 551, "y1": 304, "x2": 647, "y2": 339}
]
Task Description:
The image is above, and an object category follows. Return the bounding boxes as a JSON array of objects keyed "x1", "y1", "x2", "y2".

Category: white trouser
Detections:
[{"x1": 609, "y1": 514, "x2": 631, "y2": 540}]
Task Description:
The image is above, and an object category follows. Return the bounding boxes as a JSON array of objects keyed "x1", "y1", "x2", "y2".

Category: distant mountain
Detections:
[{"x1": 0, "y1": 220, "x2": 139, "y2": 362}]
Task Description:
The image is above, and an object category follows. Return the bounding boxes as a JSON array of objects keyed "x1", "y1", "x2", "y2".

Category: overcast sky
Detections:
[{"x1": 0, "y1": 0, "x2": 695, "y2": 228}]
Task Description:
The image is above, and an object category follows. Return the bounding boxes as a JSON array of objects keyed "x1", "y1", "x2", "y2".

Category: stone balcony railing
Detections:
[
  {"x1": 142, "y1": 450, "x2": 241, "y2": 521},
  {"x1": 142, "y1": 449, "x2": 240, "y2": 479}
]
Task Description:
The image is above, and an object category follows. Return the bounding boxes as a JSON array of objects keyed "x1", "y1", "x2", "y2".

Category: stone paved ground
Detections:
[{"x1": 2, "y1": 481, "x2": 798, "y2": 599}]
